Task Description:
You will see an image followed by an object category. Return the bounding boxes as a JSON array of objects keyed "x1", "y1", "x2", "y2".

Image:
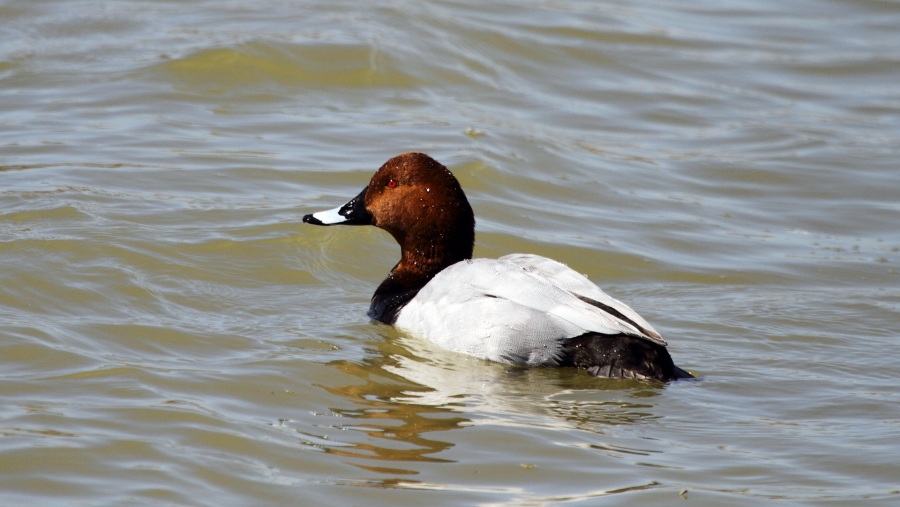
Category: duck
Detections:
[{"x1": 303, "y1": 152, "x2": 693, "y2": 381}]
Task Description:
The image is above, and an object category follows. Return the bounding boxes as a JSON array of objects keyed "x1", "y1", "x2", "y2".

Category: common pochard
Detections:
[{"x1": 303, "y1": 152, "x2": 692, "y2": 381}]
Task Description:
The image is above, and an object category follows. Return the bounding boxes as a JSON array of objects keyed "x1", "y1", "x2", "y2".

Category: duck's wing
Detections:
[
  {"x1": 498, "y1": 253, "x2": 664, "y2": 345},
  {"x1": 394, "y1": 256, "x2": 665, "y2": 367}
]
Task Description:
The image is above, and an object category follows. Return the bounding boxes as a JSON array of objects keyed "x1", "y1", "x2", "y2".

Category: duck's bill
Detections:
[{"x1": 303, "y1": 187, "x2": 372, "y2": 226}]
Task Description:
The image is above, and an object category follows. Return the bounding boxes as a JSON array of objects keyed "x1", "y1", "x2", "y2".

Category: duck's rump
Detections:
[{"x1": 559, "y1": 332, "x2": 693, "y2": 381}]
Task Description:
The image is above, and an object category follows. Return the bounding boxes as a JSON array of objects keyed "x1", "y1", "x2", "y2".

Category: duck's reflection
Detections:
[
  {"x1": 318, "y1": 358, "x2": 465, "y2": 472},
  {"x1": 310, "y1": 328, "x2": 671, "y2": 476}
]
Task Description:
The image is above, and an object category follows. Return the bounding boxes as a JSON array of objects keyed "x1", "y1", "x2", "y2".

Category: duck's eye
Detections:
[{"x1": 386, "y1": 179, "x2": 398, "y2": 189}]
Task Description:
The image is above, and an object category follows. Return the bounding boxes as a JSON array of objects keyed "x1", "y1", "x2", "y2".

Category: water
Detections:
[{"x1": 2, "y1": 0, "x2": 899, "y2": 505}]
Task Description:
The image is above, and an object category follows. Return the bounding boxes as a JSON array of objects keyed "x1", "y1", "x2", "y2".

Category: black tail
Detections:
[{"x1": 560, "y1": 333, "x2": 693, "y2": 382}]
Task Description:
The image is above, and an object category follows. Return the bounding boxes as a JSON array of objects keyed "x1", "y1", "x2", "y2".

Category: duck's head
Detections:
[{"x1": 303, "y1": 152, "x2": 476, "y2": 276}]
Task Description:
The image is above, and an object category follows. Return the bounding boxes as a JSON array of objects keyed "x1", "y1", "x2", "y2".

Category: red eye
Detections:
[{"x1": 387, "y1": 179, "x2": 398, "y2": 189}]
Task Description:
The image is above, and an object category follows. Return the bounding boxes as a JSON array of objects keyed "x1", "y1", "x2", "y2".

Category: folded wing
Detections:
[{"x1": 394, "y1": 254, "x2": 666, "y2": 367}]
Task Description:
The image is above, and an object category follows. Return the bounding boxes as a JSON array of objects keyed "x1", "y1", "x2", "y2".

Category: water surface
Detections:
[{"x1": 2, "y1": 0, "x2": 899, "y2": 505}]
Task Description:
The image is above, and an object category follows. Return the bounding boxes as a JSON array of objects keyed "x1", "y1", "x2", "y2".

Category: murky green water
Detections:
[{"x1": 2, "y1": 0, "x2": 899, "y2": 505}]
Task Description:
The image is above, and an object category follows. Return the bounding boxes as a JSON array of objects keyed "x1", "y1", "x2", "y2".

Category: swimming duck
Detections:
[{"x1": 303, "y1": 152, "x2": 692, "y2": 381}]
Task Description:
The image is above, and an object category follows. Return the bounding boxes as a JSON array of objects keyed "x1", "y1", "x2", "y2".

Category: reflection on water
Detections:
[
  {"x1": 316, "y1": 360, "x2": 463, "y2": 473},
  {"x1": 303, "y1": 329, "x2": 675, "y2": 476}
]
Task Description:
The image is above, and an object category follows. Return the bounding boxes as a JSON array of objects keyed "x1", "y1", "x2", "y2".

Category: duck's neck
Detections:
[
  {"x1": 396, "y1": 227, "x2": 473, "y2": 280},
  {"x1": 368, "y1": 224, "x2": 473, "y2": 324}
]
